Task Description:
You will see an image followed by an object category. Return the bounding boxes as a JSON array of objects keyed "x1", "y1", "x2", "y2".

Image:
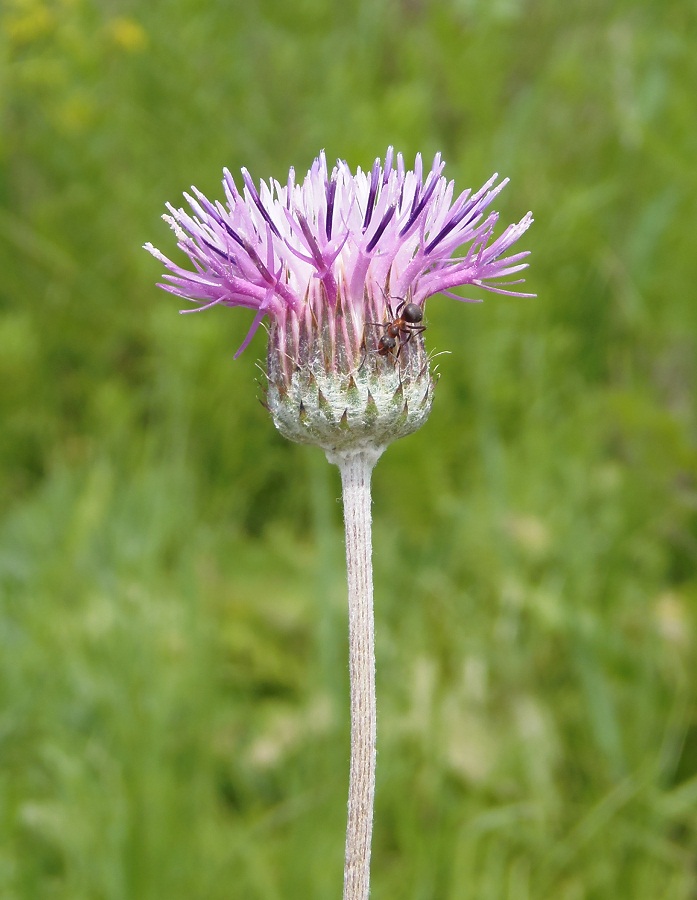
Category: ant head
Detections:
[
  {"x1": 378, "y1": 334, "x2": 398, "y2": 355},
  {"x1": 401, "y1": 302, "x2": 423, "y2": 324}
]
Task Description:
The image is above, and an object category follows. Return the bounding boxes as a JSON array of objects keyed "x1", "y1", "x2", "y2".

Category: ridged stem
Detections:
[{"x1": 328, "y1": 446, "x2": 384, "y2": 900}]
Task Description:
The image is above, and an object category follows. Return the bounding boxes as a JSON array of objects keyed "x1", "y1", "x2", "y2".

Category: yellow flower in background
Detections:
[
  {"x1": 2, "y1": 0, "x2": 54, "y2": 45},
  {"x1": 105, "y1": 16, "x2": 148, "y2": 53}
]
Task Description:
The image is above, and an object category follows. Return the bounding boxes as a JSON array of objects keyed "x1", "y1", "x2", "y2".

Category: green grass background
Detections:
[{"x1": 1, "y1": 0, "x2": 696, "y2": 897}]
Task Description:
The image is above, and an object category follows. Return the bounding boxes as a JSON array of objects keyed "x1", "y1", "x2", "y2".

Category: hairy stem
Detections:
[{"x1": 328, "y1": 446, "x2": 384, "y2": 900}]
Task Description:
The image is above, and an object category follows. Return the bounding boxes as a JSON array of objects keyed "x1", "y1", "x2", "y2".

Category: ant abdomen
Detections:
[{"x1": 400, "y1": 302, "x2": 423, "y2": 325}]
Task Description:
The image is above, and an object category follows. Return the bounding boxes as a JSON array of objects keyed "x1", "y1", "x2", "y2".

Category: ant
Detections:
[{"x1": 365, "y1": 296, "x2": 426, "y2": 360}]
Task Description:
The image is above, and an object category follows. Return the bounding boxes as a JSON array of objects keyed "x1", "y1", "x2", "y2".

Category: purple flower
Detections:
[{"x1": 146, "y1": 149, "x2": 533, "y2": 454}]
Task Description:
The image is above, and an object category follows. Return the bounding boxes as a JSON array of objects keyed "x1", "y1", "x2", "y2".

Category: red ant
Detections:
[{"x1": 364, "y1": 296, "x2": 426, "y2": 360}]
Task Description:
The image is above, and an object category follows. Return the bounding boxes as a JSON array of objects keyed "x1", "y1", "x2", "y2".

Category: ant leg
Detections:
[
  {"x1": 359, "y1": 320, "x2": 388, "y2": 370},
  {"x1": 357, "y1": 325, "x2": 373, "y2": 372},
  {"x1": 378, "y1": 285, "x2": 396, "y2": 317},
  {"x1": 399, "y1": 324, "x2": 426, "y2": 347},
  {"x1": 357, "y1": 344, "x2": 368, "y2": 372},
  {"x1": 395, "y1": 323, "x2": 426, "y2": 358},
  {"x1": 394, "y1": 332, "x2": 410, "y2": 360}
]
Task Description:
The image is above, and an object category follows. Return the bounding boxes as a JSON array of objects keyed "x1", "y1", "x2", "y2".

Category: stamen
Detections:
[
  {"x1": 241, "y1": 167, "x2": 281, "y2": 238},
  {"x1": 363, "y1": 159, "x2": 381, "y2": 230},
  {"x1": 366, "y1": 205, "x2": 395, "y2": 253}
]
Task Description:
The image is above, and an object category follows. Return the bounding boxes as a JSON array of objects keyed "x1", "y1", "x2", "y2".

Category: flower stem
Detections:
[{"x1": 328, "y1": 446, "x2": 384, "y2": 900}]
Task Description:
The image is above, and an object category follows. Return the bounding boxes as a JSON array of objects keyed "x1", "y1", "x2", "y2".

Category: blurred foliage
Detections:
[{"x1": 1, "y1": 0, "x2": 697, "y2": 897}]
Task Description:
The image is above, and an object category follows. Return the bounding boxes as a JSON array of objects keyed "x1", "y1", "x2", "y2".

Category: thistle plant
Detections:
[{"x1": 145, "y1": 148, "x2": 533, "y2": 900}]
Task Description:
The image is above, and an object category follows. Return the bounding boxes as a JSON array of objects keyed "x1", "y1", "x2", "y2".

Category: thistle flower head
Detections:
[{"x1": 145, "y1": 148, "x2": 533, "y2": 458}]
